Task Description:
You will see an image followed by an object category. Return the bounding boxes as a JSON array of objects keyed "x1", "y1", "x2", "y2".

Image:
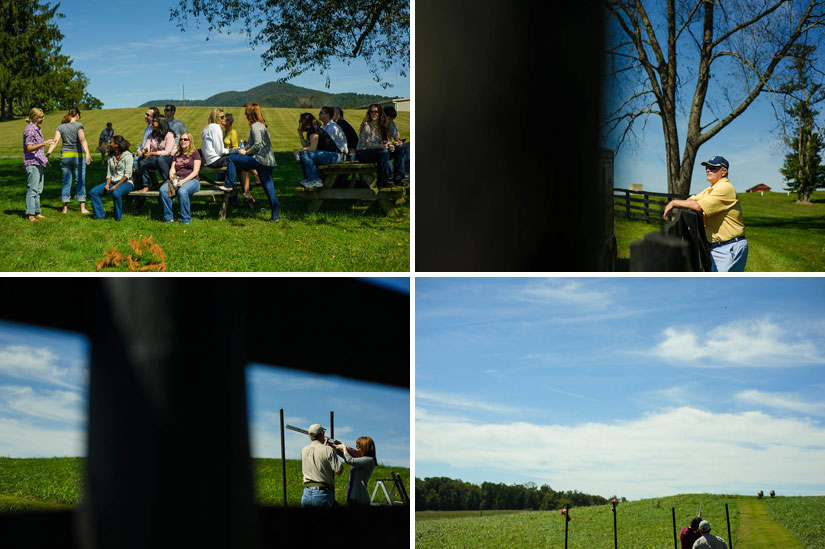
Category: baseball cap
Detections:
[
  {"x1": 308, "y1": 424, "x2": 326, "y2": 436},
  {"x1": 699, "y1": 520, "x2": 711, "y2": 532},
  {"x1": 700, "y1": 156, "x2": 729, "y2": 169}
]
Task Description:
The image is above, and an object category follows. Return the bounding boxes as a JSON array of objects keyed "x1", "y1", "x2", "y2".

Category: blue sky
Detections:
[
  {"x1": 55, "y1": 0, "x2": 410, "y2": 109},
  {"x1": 0, "y1": 278, "x2": 409, "y2": 468},
  {"x1": 415, "y1": 277, "x2": 825, "y2": 500}
]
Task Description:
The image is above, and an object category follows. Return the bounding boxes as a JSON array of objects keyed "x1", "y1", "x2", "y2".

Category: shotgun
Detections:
[{"x1": 286, "y1": 424, "x2": 343, "y2": 449}]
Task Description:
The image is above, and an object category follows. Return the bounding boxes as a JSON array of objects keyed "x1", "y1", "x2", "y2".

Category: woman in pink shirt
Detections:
[{"x1": 135, "y1": 115, "x2": 175, "y2": 192}]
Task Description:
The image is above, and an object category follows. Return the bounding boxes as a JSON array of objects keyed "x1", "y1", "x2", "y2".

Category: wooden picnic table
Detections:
[
  {"x1": 294, "y1": 161, "x2": 408, "y2": 217},
  {"x1": 126, "y1": 167, "x2": 238, "y2": 221}
]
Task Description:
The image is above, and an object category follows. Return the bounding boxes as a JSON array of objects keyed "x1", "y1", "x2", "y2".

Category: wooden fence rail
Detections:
[{"x1": 613, "y1": 188, "x2": 688, "y2": 224}]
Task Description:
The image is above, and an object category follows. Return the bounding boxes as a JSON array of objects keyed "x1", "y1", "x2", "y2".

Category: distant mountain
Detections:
[{"x1": 140, "y1": 81, "x2": 396, "y2": 109}]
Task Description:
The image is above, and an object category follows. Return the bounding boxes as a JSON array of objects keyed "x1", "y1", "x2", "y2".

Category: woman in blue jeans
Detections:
[
  {"x1": 355, "y1": 103, "x2": 393, "y2": 187},
  {"x1": 89, "y1": 136, "x2": 134, "y2": 221},
  {"x1": 159, "y1": 133, "x2": 201, "y2": 224},
  {"x1": 227, "y1": 103, "x2": 280, "y2": 222},
  {"x1": 293, "y1": 113, "x2": 343, "y2": 188},
  {"x1": 45, "y1": 107, "x2": 93, "y2": 214}
]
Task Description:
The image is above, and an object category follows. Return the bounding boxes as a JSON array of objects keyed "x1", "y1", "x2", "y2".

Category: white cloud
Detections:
[
  {"x1": 517, "y1": 279, "x2": 612, "y2": 307},
  {"x1": 651, "y1": 318, "x2": 822, "y2": 367},
  {"x1": 0, "y1": 417, "x2": 85, "y2": 457},
  {"x1": 415, "y1": 406, "x2": 825, "y2": 499},
  {"x1": 0, "y1": 385, "x2": 85, "y2": 424},
  {"x1": 736, "y1": 390, "x2": 825, "y2": 416},
  {"x1": 0, "y1": 345, "x2": 81, "y2": 389},
  {"x1": 416, "y1": 390, "x2": 526, "y2": 416}
]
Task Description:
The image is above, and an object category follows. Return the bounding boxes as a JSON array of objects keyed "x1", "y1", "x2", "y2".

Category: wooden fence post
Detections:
[{"x1": 280, "y1": 408, "x2": 287, "y2": 507}]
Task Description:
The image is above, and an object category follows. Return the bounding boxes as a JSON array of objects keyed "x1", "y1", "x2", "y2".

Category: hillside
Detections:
[
  {"x1": 140, "y1": 81, "x2": 396, "y2": 109},
  {"x1": 0, "y1": 456, "x2": 410, "y2": 511}
]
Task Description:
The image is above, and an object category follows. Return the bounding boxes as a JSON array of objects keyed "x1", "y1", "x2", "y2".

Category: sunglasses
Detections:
[
  {"x1": 705, "y1": 166, "x2": 723, "y2": 172},
  {"x1": 180, "y1": 137, "x2": 190, "y2": 142},
  {"x1": 370, "y1": 110, "x2": 380, "y2": 114}
]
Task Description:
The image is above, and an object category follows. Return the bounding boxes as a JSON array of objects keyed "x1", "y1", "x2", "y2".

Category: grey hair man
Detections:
[
  {"x1": 692, "y1": 521, "x2": 728, "y2": 549},
  {"x1": 300, "y1": 423, "x2": 343, "y2": 507}
]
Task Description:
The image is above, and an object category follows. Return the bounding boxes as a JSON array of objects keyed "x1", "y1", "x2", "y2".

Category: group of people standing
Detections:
[
  {"x1": 300, "y1": 423, "x2": 377, "y2": 507},
  {"x1": 22, "y1": 102, "x2": 410, "y2": 224}
]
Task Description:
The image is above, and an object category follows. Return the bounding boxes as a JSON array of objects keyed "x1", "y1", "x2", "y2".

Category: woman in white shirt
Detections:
[{"x1": 200, "y1": 108, "x2": 237, "y2": 192}]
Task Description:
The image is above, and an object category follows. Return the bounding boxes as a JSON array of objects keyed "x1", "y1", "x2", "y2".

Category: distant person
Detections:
[
  {"x1": 692, "y1": 520, "x2": 727, "y2": 549},
  {"x1": 319, "y1": 106, "x2": 348, "y2": 158},
  {"x1": 89, "y1": 136, "x2": 134, "y2": 221},
  {"x1": 22, "y1": 108, "x2": 55, "y2": 222},
  {"x1": 383, "y1": 105, "x2": 410, "y2": 185},
  {"x1": 227, "y1": 103, "x2": 279, "y2": 221},
  {"x1": 45, "y1": 107, "x2": 92, "y2": 215},
  {"x1": 355, "y1": 103, "x2": 393, "y2": 188},
  {"x1": 294, "y1": 112, "x2": 341, "y2": 189},
  {"x1": 300, "y1": 424, "x2": 343, "y2": 507},
  {"x1": 663, "y1": 156, "x2": 747, "y2": 272},
  {"x1": 135, "y1": 115, "x2": 175, "y2": 194},
  {"x1": 200, "y1": 108, "x2": 237, "y2": 192},
  {"x1": 164, "y1": 104, "x2": 188, "y2": 146},
  {"x1": 97, "y1": 122, "x2": 114, "y2": 164},
  {"x1": 159, "y1": 132, "x2": 201, "y2": 224},
  {"x1": 680, "y1": 517, "x2": 702, "y2": 549},
  {"x1": 333, "y1": 107, "x2": 359, "y2": 155},
  {"x1": 335, "y1": 436, "x2": 377, "y2": 506},
  {"x1": 136, "y1": 107, "x2": 161, "y2": 164}
]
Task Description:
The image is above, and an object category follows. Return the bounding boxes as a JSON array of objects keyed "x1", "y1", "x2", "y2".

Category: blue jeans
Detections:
[
  {"x1": 204, "y1": 156, "x2": 237, "y2": 188},
  {"x1": 299, "y1": 150, "x2": 341, "y2": 181},
  {"x1": 89, "y1": 181, "x2": 135, "y2": 221},
  {"x1": 159, "y1": 179, "x2": 200, "y2": 223},
  {"x1": 301, "y1": 487, "x2": 334, "y2": 508},
  {"x1": 391, "y1": 142, "x2": 410, "y2": 180},
  {"x1": 61, "y1": 156, "x2": 86, "y2": 203},
  {"x1": 355, "y1": 149, "x2": 392, "y2": 185},
  {"x1": 710, "y1": 238, "x2": 748, "y2": 272},
  {"x1": 228, "y1": 154, "x2": 279, "y2": 220},
  {"x1": 25, "y1": 165, "x2": 45, "y2": 215},
  {"x1": 136, "y1": 155, "x2": 173, "y2": 190}
]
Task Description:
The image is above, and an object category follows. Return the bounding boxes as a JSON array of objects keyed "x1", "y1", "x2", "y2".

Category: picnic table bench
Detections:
[
  {"x1": 126, "y1": 166, "x2": 238, "y2": 221},
  {"x1": 294, "y1": 161, "x2": 408, "y2": 217}
]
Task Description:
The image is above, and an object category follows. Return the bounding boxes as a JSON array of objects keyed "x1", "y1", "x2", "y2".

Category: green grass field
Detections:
[
  {"x1": 614, "y1": 191, "x2": 825, "y2": 271},
  {"x1": 415, "y1": 494, "x2": 825, "y2": 548},
  {"x1": 0, "y1": 456, "x2": 410, "y2": 512},
  {"x1": 0, "y1": 107, "x2": 409, "y2": 272}
]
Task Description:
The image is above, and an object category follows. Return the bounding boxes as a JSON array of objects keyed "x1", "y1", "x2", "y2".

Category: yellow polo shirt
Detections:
[{"x1": 689, "y1": 177, "x2": 745, "y2": 243}]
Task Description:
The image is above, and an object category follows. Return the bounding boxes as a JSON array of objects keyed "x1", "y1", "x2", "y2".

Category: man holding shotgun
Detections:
[
  {"x1": 680, "y1": 516, "x2": 702, "y2": 549},
  {"x1": 300, "y1": 424, "x2": 343, "y2": 507}
]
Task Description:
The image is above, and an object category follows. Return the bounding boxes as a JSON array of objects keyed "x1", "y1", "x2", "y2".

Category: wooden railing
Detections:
[{"x1": 613, "y1": 188, "x2": 688, "y2": 223}]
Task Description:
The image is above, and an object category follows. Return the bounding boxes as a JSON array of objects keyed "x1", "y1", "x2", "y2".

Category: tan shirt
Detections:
[
  {"x1": 693, "y1": 533, "x2": 728, "y2": 549},
  {"x1": 689, "y1": 177, "x2": 745, "y2": 243},
  {"x1": 301, "y1": 440, "x2": 342, "y2": 486}
]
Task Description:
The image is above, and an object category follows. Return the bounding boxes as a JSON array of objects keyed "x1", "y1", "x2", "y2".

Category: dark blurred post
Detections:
[
  {"x1": 612, "y1": 499, "x2": 618, "y2": 549},
  {"x1": 672, "y1": 507, "x2": 678, "y2": 549},
  {"x1": 726, "y1": 503, "x2": 733, "y2": 549},
  {"x1": 417, "y1": 2, "x2": 605, "y2": 271},
  {"x1": 280, "y1": 408, "x2": 287, "y2": 507}
]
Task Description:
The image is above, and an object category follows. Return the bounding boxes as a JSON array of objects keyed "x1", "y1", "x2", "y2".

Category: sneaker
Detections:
[
  {"x1": 298, "y1": 179, "x2": 310, "y2": 188},
  {"x1": 308, "y1": 179, "x2": 324, "y2": 188}
]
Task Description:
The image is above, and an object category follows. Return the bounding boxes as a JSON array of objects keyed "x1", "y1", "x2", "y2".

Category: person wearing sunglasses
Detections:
[
  {"x1": 355, "y1": 103, "x2": 393, "y2": 188},
  {"x1": 200, "y1": 108, "x2": 237, "y2": 192},
  {"x1": 159, "y1": 133, "x2": 201, "y2": 224},
  {"x1": 663, "y1": 156, "x2": 747, "y2": 272}
]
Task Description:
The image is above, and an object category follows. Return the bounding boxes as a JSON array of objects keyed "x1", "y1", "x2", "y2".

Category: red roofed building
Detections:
[{"x1": 746, "y1": 184, "x2": 771, "y2": 193}]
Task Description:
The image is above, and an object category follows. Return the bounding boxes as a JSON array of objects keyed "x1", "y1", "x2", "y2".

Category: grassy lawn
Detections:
[
  {"x1": 1, "y1": 108, "x2": 410, "y2": 272},
  {"x1": 0, "y1": 456, "x2": 410, "y2": 510},
  {"x1": 614, "y1": 191, "x2": 825, "y2": 271}
]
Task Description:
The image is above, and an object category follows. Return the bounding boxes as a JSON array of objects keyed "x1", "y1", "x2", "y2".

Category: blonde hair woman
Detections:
[
  {"x1": 200, "y1": 108, "x2": 236, "y2": 191},
  {"x1": 22, "y1": 108, "x2": 56, "y2": 222},
  {"x1": 159, "y1": 132, "x2": 202, "y2": 224},
  {"x1": 45, "y1": 107, "x2": 93, "y2": 214}
]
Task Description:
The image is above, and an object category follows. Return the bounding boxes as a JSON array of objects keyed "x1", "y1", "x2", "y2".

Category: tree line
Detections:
[{"x1": 415, "y1": 476, "x2": 623, "y2": 512}]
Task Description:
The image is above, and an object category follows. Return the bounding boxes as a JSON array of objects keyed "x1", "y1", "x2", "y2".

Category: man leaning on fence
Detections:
[
  {"x1": 663, "y1": 156, "x2": 748, "y2": 272},
  {"x1": 692, "y1": 520, "x2": 728, "y2": 549},
  {"x1": 300, "y1": 423, "x2": 343, "y2": 507}
]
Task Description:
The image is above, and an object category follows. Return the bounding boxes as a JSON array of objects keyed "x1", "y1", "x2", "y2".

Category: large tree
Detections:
[
  {"x1": 0, "y1": 0, "x2": 101, "y2": 118},
  {"x1": 170, "y1": 0, "x2": 409, "y2": 89},
  {"x1": 604, "y1": 0, "x2": 825, "y2": 196},
  {"x1": 778, "y1": 45, "x2": 825, "y2": 202}
]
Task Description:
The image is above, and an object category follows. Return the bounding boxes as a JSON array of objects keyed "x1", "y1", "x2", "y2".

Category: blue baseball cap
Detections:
[{"x1": 701, "y1": 156, "x2": 729, "y2": 169}]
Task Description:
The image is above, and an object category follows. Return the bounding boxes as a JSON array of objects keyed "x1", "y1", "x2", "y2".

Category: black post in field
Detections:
[
  {"x1": 672, "y1": 507, "x2": 678, "y2": 549},
  {"x1": 280, "y1": 408, "x2": 287, "y2": 507},
  {"x1": 726, "y1": 503, "x2": 733, "y2": 549},
  {"x1": 612, "y1": 499, "x2": 618, "y2": 549},
  {"x1": 564, "y1": 505, "x2": 570, "y2": 549}
]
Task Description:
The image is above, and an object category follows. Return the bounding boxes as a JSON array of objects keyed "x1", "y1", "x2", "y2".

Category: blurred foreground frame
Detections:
[
  {"x1": 0, "y1": 278, "x2": 410, "y2": 549},
  {"x1": 416, "y1": 2, "x2": 607, "y2": 271}
]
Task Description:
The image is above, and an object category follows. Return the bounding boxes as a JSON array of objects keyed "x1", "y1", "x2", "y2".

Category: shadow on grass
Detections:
[{"x1": 744, "y1": 215, "x2": 825, "y2": 231}]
